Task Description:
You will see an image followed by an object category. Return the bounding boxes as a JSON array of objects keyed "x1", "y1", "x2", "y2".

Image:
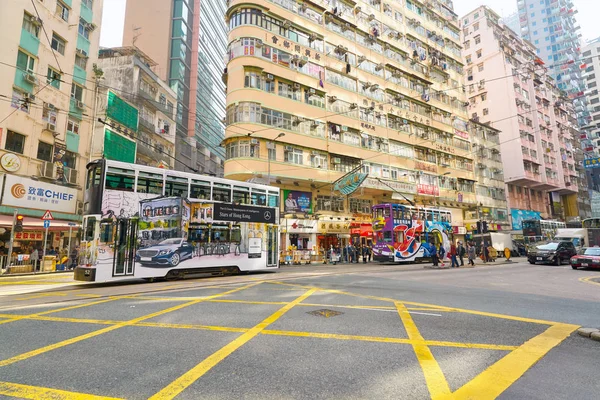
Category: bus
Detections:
[
  {"x1": 74, "y1": 159, "x2": 280, "y2": 282},
  {"x1": 522, "y1": 219, "x2": 566, "y2": 243},
  {"x1": 371, "y1": 203, "x2": 452, "y2": 263},
  {"x1": 582, "y1": 218, "x2": 600, "y2": 247}
]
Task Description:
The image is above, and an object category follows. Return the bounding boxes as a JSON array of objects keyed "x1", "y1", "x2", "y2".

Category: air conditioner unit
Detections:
[
  {"x1": 388, "y1": 30, "x2": 397, "y2": 38},
  {"x1": 250, "y1": 138, "x2": 259, "y2": 144},
  {"x1": 368, "y1": 14, "x2": 375, "y2": 21},
  {"x1": 336, "y1": 45, "x2": 347, "y2": 54},
  {"x1": 47, "y1": 103, "x2": 56, "y2": 110},
  {"x1": 76, "y1": 48, "x2": 88, "y2": 57},
  {"x1": 311, "y1": 150, "x2": 320, "y2": 155},
  {"x1": 354, "y1": 6, "x2": 362, "y2": 13},
  {"x1": 341, "y1": 126, "x2": 348, "y2": 132},
  {"x1": 342, "y1": 22, "x2": 351, "y2": 31},
  {"x1": 332, "y1": 157, "x2": 341, "y2": 164},
  {"x1": 150, "y1": 86, "x2": 157, "y2": 93},
  {"x1": 309, "y1": 88, "x2": 316, "y2": 94},
  {"x1": 24, "y1": 73, "x2": 38, "y2": 84},
  {"x1": 299, "y1": 56, "x2": 309, "y2": 66},
  {"x1": 329, "y1": 95, "x2": 337, "y2": 102},
  {"x1": 370, "y1": 84, "x2": 379, "y2": 91},
  {"x1": 357, "y1": 55, "x2": 367, "y2": 64},
  {"x1": 39, "y1": 162, "x2": 55, "y2": 179},
  {"x1": 266, "y1": 74, "x2": 274, "y2": 81},
  {"x1": 300, "y1": 3, "x2": 308, "y2": 12},
  {"x1": 293, "y1": 83, "x2": 301, "y2": 90},
  {"x1": 76, "y1": 100, "x2": 85, "y2": 109},
  {"x1": 363, "y1": 82, "x2": 372, "y2": 89},
  {"x1": 367, "y1": 34, "x2": 376, "y2": 43},
  {"x1": 375, "y1": 63, "x2": 384, "y2": 71},
  {"x1": 46, "y1": 122, "x2": 56, "y2": 132},
  {"x1": 308, "y1": 33, "x2": 317, "y2": 42},
  {"x1": 255, "y1": 39, "x2": 263, "y2": 48}
]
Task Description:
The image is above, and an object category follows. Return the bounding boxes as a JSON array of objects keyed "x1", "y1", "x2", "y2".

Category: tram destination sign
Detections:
[{"x1": 213, "y1": 203, "x2": 277, "y2": 224}]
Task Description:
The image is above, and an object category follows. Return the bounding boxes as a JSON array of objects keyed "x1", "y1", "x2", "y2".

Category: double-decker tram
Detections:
[
  {"x1": 372, "y1": 203, "x2": 452, "y2": 263},
  {"x1": 75, "y1": 159, "x2": 280, "y2": 282}
]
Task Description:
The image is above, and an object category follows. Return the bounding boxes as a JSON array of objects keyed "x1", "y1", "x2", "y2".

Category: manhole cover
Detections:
[{"x1": 307, "y1": 309, "x2": 343, "y2": 318}]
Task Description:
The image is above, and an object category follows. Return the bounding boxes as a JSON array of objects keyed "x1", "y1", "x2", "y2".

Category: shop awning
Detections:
[{"x1": 0, "y1": 215, "x2": 80, "y2": 231}]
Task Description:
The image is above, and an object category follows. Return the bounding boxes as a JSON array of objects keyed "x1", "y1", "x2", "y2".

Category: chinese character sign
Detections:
[
  {"x1": 584, "y1": 157, "x2": 600, "y2": 169},
  {"x1": 1, "y1": 175, "x2": 77, "y2": 213},
  {"x1": 417, "y1": 184, "x2": 439, "y2": 196}
]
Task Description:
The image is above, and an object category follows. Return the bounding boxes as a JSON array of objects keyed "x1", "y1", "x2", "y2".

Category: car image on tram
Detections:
[
  {"x1": 372, "y1": 203, "x2": 452, "y2": 263},
  {"x1": 75, "y1": 159, "x2": 280, "y2": 282}
]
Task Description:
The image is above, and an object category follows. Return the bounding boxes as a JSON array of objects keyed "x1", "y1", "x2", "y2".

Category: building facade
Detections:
[
  {"x1": 123, "y1": 0, "x2": 225, "y2": 176},
  {"x1": 223, "y1": 0, "x2": 480, "y2": 250},
  {"x1": 461, "y1": 6, "x2": 587, "y2": 232},
  {"x1": 517, "y1": 0, "x2": 590, "y2": 143},
  {"x1": 465, "y1": 120, "x2": 510, "y2": 233},
  {"x1": 580, "y1": 37, "x2": 600, "y2": 191},
  {"x1": 93, "y1": 47, "x2": 177, "y2": 168},
  {"x1": 0, "y1": 0, "x2": 103, "y2": 254}
]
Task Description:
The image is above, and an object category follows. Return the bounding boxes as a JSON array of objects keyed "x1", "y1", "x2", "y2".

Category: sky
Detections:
[{"x1": 100, "y1": 0, "x2": 600, "y2": 48}]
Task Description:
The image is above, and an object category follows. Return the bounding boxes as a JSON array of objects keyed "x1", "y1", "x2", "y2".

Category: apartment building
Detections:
[
  {"x1": 0, "y1": 0, "x2": 102, "y2": 245},
  {"x1": 92, "y1": 47, "x2": 177, "y2": 169},
  {"x1": 466, "y1": 120, "x2": 510, "y2": 232},
  {"x1": 123, "y1": 0, "x2": 226, "y2": 176},
  {"x1": 461, "y1": 6, "x2": 586, "y2": 231},
  {"x1": 223, "y1": 0, "x2": 479, "y2": 249},
  {"x1": 517, "y1": 0, "x2": 590, "y2": 138}
]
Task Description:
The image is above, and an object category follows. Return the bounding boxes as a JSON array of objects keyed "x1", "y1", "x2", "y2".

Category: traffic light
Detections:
[
  {"x1": 482, "y1": 221, "x2": 488, "y2": 234},
  {"x1": 476, "y1": 221, "x2": 482, "y2": 234},
  {"x1": 15, "y1": 214, "x2": 24, "y2": 232}
]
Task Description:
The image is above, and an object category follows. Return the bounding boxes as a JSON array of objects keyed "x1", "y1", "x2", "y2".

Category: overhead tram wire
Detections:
[{"x1": 30, "y1": 0, "x2": 63, "y2": 73}]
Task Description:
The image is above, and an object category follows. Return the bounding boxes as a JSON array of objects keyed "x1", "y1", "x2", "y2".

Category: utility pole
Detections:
[
  {"x1": 267, "y1": 132, "x2": 285, "y2": 185},
  {"x1": 89, "y1": 65, "x2": 104, "y2": 162}
]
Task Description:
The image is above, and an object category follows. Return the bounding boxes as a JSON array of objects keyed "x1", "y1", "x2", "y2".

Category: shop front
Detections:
[
  {"x1": 280, "y1": 218, "x2": 318, "y2": 251},
  {"x1": 317, "y1": 218, "x2": 351, "y2": 251}
]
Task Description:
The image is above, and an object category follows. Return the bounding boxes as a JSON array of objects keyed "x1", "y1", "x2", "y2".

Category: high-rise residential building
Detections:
[
  {"x1": 0, "y1": 0, "x2": 103, "y2": 250},
  {"x1": 461, "y1": 6, "x2": 589, "y2": 231},
  {"x1": 500, "y1": 12, "x2": 521, "y2": 36},
  {"x1": 581, "y1": 37, "x2": 600, "y2": 191},
  {"x1": 517, "y1": 0, "x2": 590, "y2": 132},
  {"x1": 466, "y1": 120, "x2": 511, "y2": 232},
  {"x1": 90, "y1": 47, "x2": 177, "y2": 169},
  {"x1": 224, "y1": 0, "x2": 481, "y2": 248},
  {"x1": 123, "y1": 0, "x2": 226, "y2": 176}
]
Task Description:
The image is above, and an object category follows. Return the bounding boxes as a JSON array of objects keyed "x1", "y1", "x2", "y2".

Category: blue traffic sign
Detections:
[
  {"x1": 43, "y1": 220, "x2": 50, "y2": 229},
  {"x1": 584, "y1": 157, "x2": 600, "y2": 169}
]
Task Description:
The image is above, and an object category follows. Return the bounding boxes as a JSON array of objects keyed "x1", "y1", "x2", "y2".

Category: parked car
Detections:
[
  {"x1": 527, "y1": 241, "x2": 577, "y2": 265},
  {"x1": 135, "y1": 238, "x2": 193, "y2": 267},
  {"x1": 570, "y1": 247, "x2": 600, "y2": 270}
]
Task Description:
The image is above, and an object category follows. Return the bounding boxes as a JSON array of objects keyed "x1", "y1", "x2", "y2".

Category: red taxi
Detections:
[{"x1": 570, "y1": 247, "x2": 600, "y2": 270}]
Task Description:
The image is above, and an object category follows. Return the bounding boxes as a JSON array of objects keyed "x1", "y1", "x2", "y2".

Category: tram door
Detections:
[
  {"x1": 113, "y1": 218, "x2": 138, "y2": 276},
  {"x1": 267, "y1": 225, "x2": 278, "y2": 267}
]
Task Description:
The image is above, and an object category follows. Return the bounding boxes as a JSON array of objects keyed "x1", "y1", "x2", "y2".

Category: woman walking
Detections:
[{"x1": 467, "y1": 242, "x2": 476, "y2": 266}]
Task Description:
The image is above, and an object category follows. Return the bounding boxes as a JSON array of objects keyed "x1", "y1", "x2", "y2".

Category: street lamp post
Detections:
[{"x1": 267, "y1": 132, "x2": 285, "y2": 185}]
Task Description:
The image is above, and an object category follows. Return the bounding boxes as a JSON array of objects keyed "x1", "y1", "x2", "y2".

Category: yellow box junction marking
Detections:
[
  {"x1": 148, "y1": 288, "x2": 317, "y2": 400},
  {"x1": 0, "y1": 283, "x2": 259, "y2": 367},
  {"x1": 448, "y1": 323, "x2": 578, "y2": 400},
  {"x1": 0, "y1": 381, "x2": 123, "y2": 400},
  {"x1": 579, "y1": 275, "x2": 600, "y2": 287},
  {"x1": 396, "y1": 302, "x2": 451, "y2": 398}
]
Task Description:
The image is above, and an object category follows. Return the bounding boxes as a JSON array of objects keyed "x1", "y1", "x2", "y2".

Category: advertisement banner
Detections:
[
  {"x1": 510, "y1": 208, "x2": 541, "y2": 231},
  {"x1": 417, "y1": 184, "x2": 440, "y2": 196},
  {"x1": 213, "y1": 203, "x2": 277, "y2": 224},
  {"x1": 2, "y1": 174, "x2": 77, "y2": 213},
  {"x1": 283, "y1": 190, "x2": 312, "y2": 214}
]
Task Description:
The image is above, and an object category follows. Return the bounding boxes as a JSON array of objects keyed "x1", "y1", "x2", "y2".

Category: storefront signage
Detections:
[
  {"x1": 454, "y1": 129, "x2": 469, "y2": 140},
  {"x1": 284, "y1": 219, "x2": 317, "y2": 233},
  {"x1": 333, "y1": 169, "x2": 369, "y2": 196},
  {"x1": 584, "y1": 157, "x2": 600, "y2": 169},
  {"x1": 318, "y1": 221, "x2": 350, "y2": 234},
  {"x1": 415, "y1": 161, "x2": 437, "y2": 174},
  {"x1": 283, "y1": 190, "x2": 312, "y2": 214},
  {"x1": 270, "y1": 36, "x2": 321, "y2": 61},
  {"x1": 0, "y1": 153, "x2": 21, "y2": 172},
  {"x1": 417, "y1": 184, "x2": 439, "y2": 196},
  {"x1": 363, "y1": 178, "x2": 416, "y2": 194},
  {"x1": 1, "y1": 175, "x2": 78, "y2": 213},
  {"x1": 14, "y1": 231, "x2": 44, "y2": 241},
  {"x1": 452, "y1": 226, "x2": 467, "y2": 235},
  {"x1": 213, "y1": 203, "x2": 276, "y2": 224},
  {"x1": 248, "y1": 238, "x2": 262, "y2": 258},
  {"x1": 434, "y1": 143, "x2": 455, "y2": 154}
]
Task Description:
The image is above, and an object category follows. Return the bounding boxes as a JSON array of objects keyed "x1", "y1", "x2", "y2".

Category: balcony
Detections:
[{"x1": 139, "y1": 117, "x2": 155, "y2": 133}]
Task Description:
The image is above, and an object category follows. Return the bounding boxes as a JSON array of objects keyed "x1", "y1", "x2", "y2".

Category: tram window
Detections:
[
  {"x1": 86, "y1": 167, "x2": 102, "y2": 189},
  {"x1": 211, "y1": 225, "x2": 230, "y2": 242},
  {"x1": 166, "y1": 175, "x2": 189, "y2": 197},
  {"x1": 99, "y1": 222, "x2": 113, "y2": 243},
  {"x1": 137, "y1": 172, "x2": 164, "y2": 194},
  {"x1": 383, "y1": 231, "x2": 392, "y2": 242},
  {"x1": 233, "y1": 186, "x2": 250, "y2": 204},
  {"x1": 231, "y1": 225, "x2": 241, "y2": 242},
  {"x1": 383, "y1": 207, "x2": 391, "y2": 218},
  {"x1": 84, "y1": 217, "x2": 96, "y2": 241},
  {"x1": 213, "y1": 184, "x2": 231, "y2": 202},
  {"x1": 105, "y1": 168, "x2": 135, "y2": 191},
  {"x1": 251, "y1": 189, "x2": 267, "y2": 206},
  {"x1": 393, "y1": 208, "x2": 400, "y2": 219},
  {"x1": 268, "y1": 193, "x2": 279, "y2": 208},
  {"x1": 191, "y1": 180, "x2": 211, "y2": 199},
  {"x1": 375, "y1": 208, "x2": 384, "y2": 219}
]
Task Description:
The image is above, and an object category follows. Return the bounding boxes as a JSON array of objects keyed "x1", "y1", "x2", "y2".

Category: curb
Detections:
[
  {"x1": 576, "y1": 327, "x2": 600, "y2": 342},
  {"x1": 0, "y1": 270, "x2": 74, "y2": 279}
]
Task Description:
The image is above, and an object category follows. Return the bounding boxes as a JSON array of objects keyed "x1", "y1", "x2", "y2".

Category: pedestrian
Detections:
[
  {"x1": 449, "y1": 242, "x2": 459, "y2": 268},
  {"x1": 362, "y1": 245, "x2": 368, "y2": 264},
  {"x1": 458, "y1": 241, "x2": 465, "y2": 266},
  {"x1": 467, "y1": 242, "x2": 476, "y2": 266},
  {"x1": 30, "y1": 247, "x2": 39, "y2": 271},
  {"x1": 483, "y1": 242, "x2": 490, "y2": 263},
  {"x1": 367, "y1": 245, "x2": 372, "y2": 263},
  {"x1": 431, "y1": 242, "x2": 439, "y2": 266},
  {"x1": 438, "y1": 243, "x2": 446, "y2": 267},
  {"x1": 69, "y1": 246, "x2": 79, "y2": 270},
  {"x1": 342, "y1": 244, "x2": 348, "y2": 263}
]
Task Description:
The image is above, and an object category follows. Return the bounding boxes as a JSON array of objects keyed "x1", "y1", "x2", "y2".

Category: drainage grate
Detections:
[{"x1": 307, "y1": 309, "x2": 344, "y2": 318}]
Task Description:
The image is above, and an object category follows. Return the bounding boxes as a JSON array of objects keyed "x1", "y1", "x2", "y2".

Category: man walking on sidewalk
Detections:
[
  {"x1": 457, "y1": 241, "x2": 465, "y2": 266},
  {"x1": 467, "y1": 242, "x2": 476, "y2": 266},
  {"x1": 449, "y1": 242, "x2": 459, "y2": 268}
]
